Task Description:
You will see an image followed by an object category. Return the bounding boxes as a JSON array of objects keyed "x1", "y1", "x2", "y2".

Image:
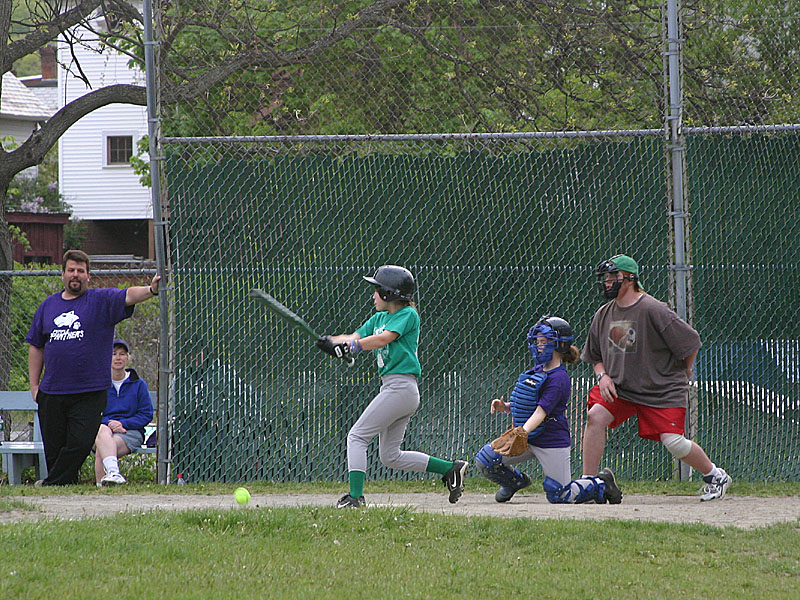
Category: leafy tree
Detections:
[
  {"x1": 681, "y1": 1, "x2": 800, "y2": 126},
  {"x1": 156, "y1": 0, "x2": 667, "y2": 136}
]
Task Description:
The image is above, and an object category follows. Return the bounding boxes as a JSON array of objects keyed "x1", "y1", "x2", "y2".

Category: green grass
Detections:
[
  {"x1": 0, "y1": 480, "x2": 797, "y2": 598},
  {"x1": 0, "y1": 497, "x2": 38, "y2": 513},
  {"x1": 0, "y1": 504, "x2": 798, "y2": 599}
]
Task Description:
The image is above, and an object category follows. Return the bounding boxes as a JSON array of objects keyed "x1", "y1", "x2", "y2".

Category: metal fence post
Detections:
[
  {"x1": 144, "y1": 0, "x2": 171, "y2": 485},
  {"x1": 666, "y1": 0, "x2": 694, "y2": 481}
]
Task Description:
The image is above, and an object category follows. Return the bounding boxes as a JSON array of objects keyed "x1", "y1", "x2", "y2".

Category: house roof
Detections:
[
  {"x1": 1, "y1": 72, "x2": 52, "y2": 121},
  {"x1": 23, "y1": 84, "x2": 59, "y2": 115}
]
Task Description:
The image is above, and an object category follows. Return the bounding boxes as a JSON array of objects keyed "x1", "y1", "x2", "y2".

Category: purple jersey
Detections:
[
  {"x1": 26, "y1": 288, "x2": 133, "y2": 394},
  {"x1": 530, "y1": 365, "x2": 571, "y2": 449}
]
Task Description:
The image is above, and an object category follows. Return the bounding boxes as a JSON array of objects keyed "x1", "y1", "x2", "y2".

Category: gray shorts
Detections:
[{"x1": 116, "y1": 429, "x2": 145, "y2": 453}]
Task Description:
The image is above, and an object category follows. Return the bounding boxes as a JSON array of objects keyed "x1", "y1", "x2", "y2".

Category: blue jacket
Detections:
[{"x1": 104, "y1": 368, "x2": 154, "y2": 435}]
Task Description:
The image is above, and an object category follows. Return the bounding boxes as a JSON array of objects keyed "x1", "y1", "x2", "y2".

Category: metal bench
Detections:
[{"x1": 0, "y1": 390, "x2": 157, "y2": 485}]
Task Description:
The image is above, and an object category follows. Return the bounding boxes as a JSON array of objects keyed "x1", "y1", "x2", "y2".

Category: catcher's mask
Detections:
[
  {"x1": 595, "y1": 254, "x2": 638, "y2": 299},
  {"x1": 527, "y1": 316, "x2": 574, "y2": 365},
  {"x1": 363, "y1": 265, "x2": 415, "y2": 302}
]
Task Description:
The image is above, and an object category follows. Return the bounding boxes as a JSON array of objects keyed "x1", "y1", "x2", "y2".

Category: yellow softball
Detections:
[{"x1": 234, "y1": 487, "x2": 251, "y2": 505}]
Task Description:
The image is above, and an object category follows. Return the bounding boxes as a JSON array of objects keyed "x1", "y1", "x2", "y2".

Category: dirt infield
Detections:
[{"x1": 4, "y1": 492, "x2": 799, "y2": 529}]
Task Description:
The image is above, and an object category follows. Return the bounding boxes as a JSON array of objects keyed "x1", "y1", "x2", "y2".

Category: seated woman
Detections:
[{"x1": 95, "y1": 340, "x2": 153, "y2": 486}]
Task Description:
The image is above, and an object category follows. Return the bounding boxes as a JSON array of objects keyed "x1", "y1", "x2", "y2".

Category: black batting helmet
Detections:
[{"x1": 363, "y1": 265, "x2": 415, "y2": 302}]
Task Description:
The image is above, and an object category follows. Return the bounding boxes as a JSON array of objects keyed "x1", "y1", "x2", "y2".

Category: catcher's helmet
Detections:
[
  {"x1": 363, "y1": 265, "x2": 415, "y2": 302},
  {"x1": 595, "y1": 254, "x2": 638, "y2": 299},
  {"x1": 527, "y1": 315, "x2": 575, "y2": 356}
]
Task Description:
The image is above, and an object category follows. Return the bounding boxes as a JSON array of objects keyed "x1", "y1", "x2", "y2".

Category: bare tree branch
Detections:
[{"x1": 3, "y1": 0, "x2": 104, "y2": 71}]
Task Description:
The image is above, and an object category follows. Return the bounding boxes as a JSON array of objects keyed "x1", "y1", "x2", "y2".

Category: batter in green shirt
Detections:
[
  {"x1": 356, "y1": 305, "x2": 421, "y2": 377},
  {"x1": 315, "y1": 265, "x2": 468, "y2": 509}
]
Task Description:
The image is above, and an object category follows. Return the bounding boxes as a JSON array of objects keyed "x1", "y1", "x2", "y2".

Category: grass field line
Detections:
[{"x1": 5, "y1": 491, "x2": 799, "y2": 529}]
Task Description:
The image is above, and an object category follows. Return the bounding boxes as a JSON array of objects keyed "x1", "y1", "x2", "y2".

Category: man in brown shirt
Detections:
[{"x1": 581, "y1": 254, "x2": 731, "y2": 501}]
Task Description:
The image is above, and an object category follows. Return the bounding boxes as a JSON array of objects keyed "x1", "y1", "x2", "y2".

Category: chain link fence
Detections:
[
  {"x1": 155, "y1": 1, "x2": 800, "y2": 136},
  {"x1": 687, "y1": 131, "x2": 800, "y2": 480},
  {"x1": 5, "y1": 2, "x2": 799, "y2": 485},
  {"x1": 163, "y1": 129, "x2": 799, "y2": 483},
  {"x1": 165, "y1": 132, "x2": 671, "y2": 482},
  {"x1": 154, "y1": 1, "x2": 800, "y2": 483}
]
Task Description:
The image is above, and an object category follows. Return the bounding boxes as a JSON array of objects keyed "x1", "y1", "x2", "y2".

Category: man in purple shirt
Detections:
[{"x1": 26, "y1": 250, "x2": 162, "y2": 486}]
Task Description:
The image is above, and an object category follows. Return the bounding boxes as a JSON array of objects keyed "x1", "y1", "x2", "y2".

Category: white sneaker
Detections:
[
  {"x1": 699, "y1": 469, "x2": 731, "y2": 501},
  {"x1": 101, "y1": 471, "x2": 127, "y2": 486}
]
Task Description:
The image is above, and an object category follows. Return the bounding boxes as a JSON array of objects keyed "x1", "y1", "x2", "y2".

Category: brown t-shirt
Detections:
[{"x1": 581, "y1": 294, "x2": 701, "y2": 408}]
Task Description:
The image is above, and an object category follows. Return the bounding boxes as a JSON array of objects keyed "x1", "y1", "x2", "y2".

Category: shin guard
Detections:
[
  {"x1": 475, "y1": 443, "x2": 529, "y2": 490},
  {"x1": 543, "y1": 476, "x2": 604, "y2": 504}
]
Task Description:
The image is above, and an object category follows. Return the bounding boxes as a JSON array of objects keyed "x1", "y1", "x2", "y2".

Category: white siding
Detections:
[
  {"x1": 0, "y1": 118, "x2": 41, "y2": 178},
  {"x1": 58, "y1": 25, "x2": 151, "y2": 221},
  {"x1": 0, "y1": 117, "x2": 39, "y2": 147}
]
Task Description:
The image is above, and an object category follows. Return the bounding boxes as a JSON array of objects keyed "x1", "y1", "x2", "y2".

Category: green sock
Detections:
[
  {"x1": 349, "y1": 470, "x2": 365, "y2": 498},
  {"x1": 426, "y1": 456, "x2": 454, "y2": 476}
]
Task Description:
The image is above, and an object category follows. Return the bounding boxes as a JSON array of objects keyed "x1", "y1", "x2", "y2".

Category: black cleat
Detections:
[
  {"x1": 442, "y1": 460, "x2": 468, "y2": 504},
  {"x1": 495, "y1": 473, "x2": 532, "y2": 503},
  {"x1": 597, "y1": 467, "x2": 623, "y2": 504},
  {"x1": 336, "y1": 494, "x2": 366, "y2": 509}
]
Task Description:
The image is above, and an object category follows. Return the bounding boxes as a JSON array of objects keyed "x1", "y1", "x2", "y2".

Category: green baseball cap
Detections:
[{"x1": 609, "y1": 254, "x2": 640, "y2": 281}]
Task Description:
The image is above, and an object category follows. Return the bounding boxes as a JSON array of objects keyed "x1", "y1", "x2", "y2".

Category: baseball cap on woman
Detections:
[{"x1": 113, "y1": 339, "x2": 130, "y2": 352}]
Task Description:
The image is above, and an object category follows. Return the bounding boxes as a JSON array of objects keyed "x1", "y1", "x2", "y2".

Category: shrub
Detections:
[{"x1": 6, "y1": 174, "x2": 72, "y2": 214}]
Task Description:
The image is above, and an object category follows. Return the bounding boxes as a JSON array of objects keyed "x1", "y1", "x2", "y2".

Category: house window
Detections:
[{"x1": 107, "y1": 135, "x2": 133, "y2": 165}]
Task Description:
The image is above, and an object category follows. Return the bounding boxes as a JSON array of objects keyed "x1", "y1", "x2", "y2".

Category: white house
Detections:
[
  {"x1": 0, "y1": 72, "x2": 52, "y2": 177},
  {"x1": 58, "y1": 4, "x2": 153, "y2": 259}
]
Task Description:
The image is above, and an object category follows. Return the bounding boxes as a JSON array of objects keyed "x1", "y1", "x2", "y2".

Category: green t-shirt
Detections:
[{"x1": 356, "y1": 306, "x2": 421, "y2": 377}]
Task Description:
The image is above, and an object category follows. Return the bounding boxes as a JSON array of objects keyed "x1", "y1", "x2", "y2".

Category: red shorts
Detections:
[{"x1": 587, "y1": 385, "x2": 685, "y2": 441}]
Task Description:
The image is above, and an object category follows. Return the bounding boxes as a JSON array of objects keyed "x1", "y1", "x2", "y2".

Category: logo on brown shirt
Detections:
[{"x1": 609, "y1": 320, "x2": 636, "y2": 352}]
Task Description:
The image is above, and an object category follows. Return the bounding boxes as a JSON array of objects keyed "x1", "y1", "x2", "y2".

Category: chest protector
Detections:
[{"x1": 509, "y1": 369, "x2": 548, "y2": 439}]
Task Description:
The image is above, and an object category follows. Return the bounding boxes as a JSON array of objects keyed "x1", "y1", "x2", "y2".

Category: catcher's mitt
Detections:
[{"x1": 491, "y1": 426, "x2": 529, "y2": 456}]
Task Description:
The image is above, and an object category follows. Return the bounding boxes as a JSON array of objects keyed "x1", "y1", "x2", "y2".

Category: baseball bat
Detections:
[{"x1": 249, "y1": 289, "x2": 355, "y2": 366}]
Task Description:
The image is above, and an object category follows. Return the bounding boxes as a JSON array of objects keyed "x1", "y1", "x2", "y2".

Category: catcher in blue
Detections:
[
  {"x1": 316, "y1": 265, "x2": 468, "y2": 509},
  {"x1": 475, "y1": 315, "x2": 622, "y2": 504}
]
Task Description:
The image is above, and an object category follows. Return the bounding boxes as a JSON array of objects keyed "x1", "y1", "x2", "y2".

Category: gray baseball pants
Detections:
[
  {"x1": 347, "y1": 373, "x2": 430, "y2": 473},
  {"x1": 502, "y1": 445, "x2": 572, "y2": 486}
]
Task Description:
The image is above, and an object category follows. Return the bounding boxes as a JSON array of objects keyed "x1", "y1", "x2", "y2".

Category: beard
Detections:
[{"x1": 67, "y1": 279, "x2": 84, "y2": 294}]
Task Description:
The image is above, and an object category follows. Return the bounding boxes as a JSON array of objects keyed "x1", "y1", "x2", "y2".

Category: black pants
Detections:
[{"x1": 37, "y1": 390, "x2": 106, "y2": 485}]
